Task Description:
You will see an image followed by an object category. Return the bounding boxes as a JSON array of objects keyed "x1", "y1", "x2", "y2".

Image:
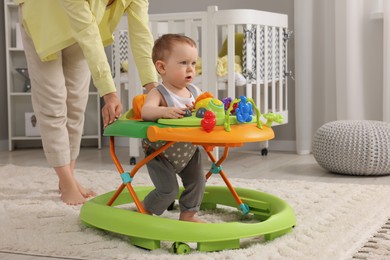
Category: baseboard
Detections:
[{"x1": 268, "y1": 140, "x2": 296, "y2": 152}]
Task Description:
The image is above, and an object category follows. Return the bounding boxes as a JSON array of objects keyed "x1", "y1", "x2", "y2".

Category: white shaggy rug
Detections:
[{"x1": 1, "y1": 164, "x2": 390, "y2": 260}]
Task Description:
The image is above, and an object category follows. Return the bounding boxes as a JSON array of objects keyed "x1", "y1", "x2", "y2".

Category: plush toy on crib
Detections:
[{"x1": 195, "y1": 33, "x2": 247, "y2": 87}]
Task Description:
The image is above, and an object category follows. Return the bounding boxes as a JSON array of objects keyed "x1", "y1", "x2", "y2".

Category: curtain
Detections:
[{"x1": 294, "y1": 0, "x2": 385, "y2": 155}]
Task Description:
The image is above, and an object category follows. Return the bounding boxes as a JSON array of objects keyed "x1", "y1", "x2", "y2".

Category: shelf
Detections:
[
  {"x1": 11, "y1": 135, "x2": 100, "y2": 141},
  {"x1": 81, "y1": 135, "x2": 101, "y2": 139},
  {"x1": 5, "y1": 1, "x2": 101, "y2": 151},
  {"x1": 9, "y1": 48, "x2": 25, "y2": 52},
  {"x1": 10, "y1": 92, "x2": 31, "y2": 96},
  {"x1": 6, "y1": 2, "x2": 17, "y2": 7},
  {"x1": 11, "y1": 136, "x2": 42, "y2": 141}
]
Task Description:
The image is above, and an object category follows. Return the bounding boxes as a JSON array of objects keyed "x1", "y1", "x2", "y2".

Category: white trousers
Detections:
[{"x1": 20, "y1": 7, "x2": 91, "y2": 167}]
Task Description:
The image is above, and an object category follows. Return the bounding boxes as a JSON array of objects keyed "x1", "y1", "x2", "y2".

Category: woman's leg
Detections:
[
  {"x1": 62, "y1": 44, "x2": 95, "y2": 198},
  {"x1": 20, "y1": 8, "x2": 85, "y2": 205}
]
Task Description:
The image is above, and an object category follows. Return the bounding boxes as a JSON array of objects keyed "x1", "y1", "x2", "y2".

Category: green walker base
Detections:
[{"x1": 80, "y1": 186, "x2": 295, "y2": 253}]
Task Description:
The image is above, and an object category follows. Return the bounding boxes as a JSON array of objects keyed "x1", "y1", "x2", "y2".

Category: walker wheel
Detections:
[
  {"x1": 170, "y1": 242, "x2": 191, "y2": 254},
  {"x1": 130, "y1": 157, "x2": 136, "y2": 165},
  {"x1": 261, "y1": 148, "x2": 268, "y2": 156}
]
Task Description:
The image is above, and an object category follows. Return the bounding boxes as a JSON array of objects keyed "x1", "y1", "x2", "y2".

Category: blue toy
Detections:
[{"x1": 236, "y1": 96, "x2": 253, "y2": 123}]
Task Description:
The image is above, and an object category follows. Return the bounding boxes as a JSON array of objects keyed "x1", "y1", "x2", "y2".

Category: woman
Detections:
[{"x1": 17, "y1": 0, "x2": 158, "y2": 205}]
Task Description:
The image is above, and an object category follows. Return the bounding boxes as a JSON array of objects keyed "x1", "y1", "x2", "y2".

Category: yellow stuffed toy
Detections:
[{"x1": 216, "y1": 55, "x2": 242, "y2": 77}]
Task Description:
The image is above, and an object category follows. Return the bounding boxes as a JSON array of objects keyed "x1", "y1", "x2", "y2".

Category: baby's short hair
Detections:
[{"x1": 152, "y1": 34, "x2": 197, "y2": 63}]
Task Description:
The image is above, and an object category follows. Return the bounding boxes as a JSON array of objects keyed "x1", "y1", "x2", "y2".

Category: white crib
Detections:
[{"x1": 111, "y1": 6, "x2": 290, "y2": 161}]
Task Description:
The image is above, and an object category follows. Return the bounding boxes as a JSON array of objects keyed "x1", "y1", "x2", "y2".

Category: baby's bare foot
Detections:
[{"x1": 179, "y1": 211, "x2": 206, "y2": 223}]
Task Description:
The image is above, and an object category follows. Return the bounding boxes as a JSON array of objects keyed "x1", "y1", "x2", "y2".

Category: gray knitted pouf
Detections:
[{"x1": 312, "y1": 120, "x2": 390, "y2": 175}]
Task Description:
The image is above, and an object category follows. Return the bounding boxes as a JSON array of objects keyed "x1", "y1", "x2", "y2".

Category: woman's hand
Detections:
[{"x1": 102, "y1": 92, "x2": 123, "y2": 128}]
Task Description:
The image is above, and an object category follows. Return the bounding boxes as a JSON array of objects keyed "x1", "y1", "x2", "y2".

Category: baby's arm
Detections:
[{"x1": 141, "y1": 89, "x2": 188, "y2": 121}]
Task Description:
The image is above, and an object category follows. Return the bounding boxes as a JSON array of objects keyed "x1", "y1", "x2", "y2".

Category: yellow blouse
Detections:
[{"x1": 16, "y1": 0, "x2": 158, "y2": 97}]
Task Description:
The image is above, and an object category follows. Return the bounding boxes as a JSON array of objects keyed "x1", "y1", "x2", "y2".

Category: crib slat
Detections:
[
  {"x1": 227, "y1": 24, "x2": 236, "y2": 98},
  {"x1": 271, "y1": 26, "x2": 276, "y2": 114},
  {"x1": 255, "y1": 24, "x2": 261, "y2": 112},
  {"x1": 245, "y1": 24, "x2": 253, "y2": 99},
  {"x1": 206, "y1": 6, "x2": 219, "y2": 95},
  {"x1": 264, "y1": 26, "x2": 269, "y2": 114},
  {"x1": 254, "y1": 24, "x2": 263, "y2": 112},
  {"x1": 284, "y1": 28, "x2": 289, "y2": 120},
  {"x1": 200, "y1": 12, "x2": 208, "y2": 92},
  {"x1": 278, "y1": 27, "x2": 283, "y2": 113}
]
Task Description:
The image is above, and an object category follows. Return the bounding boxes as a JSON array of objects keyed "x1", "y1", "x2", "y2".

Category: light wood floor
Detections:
[{"x1": 1, "y1": 146, "x2": 390, "y2": 260}]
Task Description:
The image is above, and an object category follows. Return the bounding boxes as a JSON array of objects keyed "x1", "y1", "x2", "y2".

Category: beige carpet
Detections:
[{"x1": 1, "y1": 164, "x2": 390, "y2": 260}]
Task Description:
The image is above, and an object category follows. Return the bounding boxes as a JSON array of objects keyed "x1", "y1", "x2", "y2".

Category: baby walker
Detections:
[{"x1": 79, "y1": 94, "x2": 295, "y2": 254}]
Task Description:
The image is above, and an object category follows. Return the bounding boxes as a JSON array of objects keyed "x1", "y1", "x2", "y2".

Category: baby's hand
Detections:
[
  {"x1": 186, "y1": 102, "x2": 195, "y2": 112},
  {"x1": 162, "y1": 107, "x2": 187, "y2": 119}
]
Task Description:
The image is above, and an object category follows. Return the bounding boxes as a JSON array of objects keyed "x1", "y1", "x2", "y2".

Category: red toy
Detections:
[{"x1": 201, "y1": 111, "x2": 216, "y2": 132}]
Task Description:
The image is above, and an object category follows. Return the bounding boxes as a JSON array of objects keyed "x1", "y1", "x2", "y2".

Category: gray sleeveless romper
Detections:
[{"x1": 142, "y1": 84, "x2": 206, "y2": 215}]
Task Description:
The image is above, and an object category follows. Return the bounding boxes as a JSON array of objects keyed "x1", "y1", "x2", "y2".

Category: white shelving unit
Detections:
[{"x1": 4, "y1": 1, "x2": 102, "y2": 150}]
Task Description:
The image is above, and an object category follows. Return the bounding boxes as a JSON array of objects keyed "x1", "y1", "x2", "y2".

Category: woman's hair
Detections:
[{"x1": 152, "y1": 34, "x2": 197, "y2": 63}]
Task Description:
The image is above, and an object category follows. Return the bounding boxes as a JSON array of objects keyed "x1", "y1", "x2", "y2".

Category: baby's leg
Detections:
[
  {"x1": 143, "y1": 154, "x2": 179, "y2": 215},
  {"x1": 178, "y1": 149, "x2": 206, "y2": 222}
]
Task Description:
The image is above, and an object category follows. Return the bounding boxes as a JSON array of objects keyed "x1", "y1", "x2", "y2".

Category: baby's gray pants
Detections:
[{"x1": 143, "y1": 148, "x2": 205, "y2": 215}]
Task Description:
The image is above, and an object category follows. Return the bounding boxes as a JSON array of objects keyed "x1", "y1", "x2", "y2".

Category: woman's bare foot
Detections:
[
  {"x1": 179, "y1": 211, "x2": 206, "y2": 223},
  {"x1": 58, "y1": 181, "x2": 95, "y2": 199},
  {"x1": 59, "y1": 179, "x2": 86, "y2": 205},
  {"x1": 55, "y1": 165, "x2": 86, "y2": 205},
  {"x1": 68, "y1": 161, "x2": 96, "y2": 198},
  {"x1": 75, "y1": 181, "x2": 96, "y2": 198}
]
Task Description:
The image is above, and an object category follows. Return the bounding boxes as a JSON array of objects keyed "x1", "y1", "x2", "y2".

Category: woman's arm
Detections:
[
  {"x1": 60, "y1": 0, "x2": 122, "y2": 126},
  {"x1": 126, "y1": 0, "x2": 158, "y2": 89},
  {"x1": 60, "y1": 0, "x2": 116, "y2": 97}
]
